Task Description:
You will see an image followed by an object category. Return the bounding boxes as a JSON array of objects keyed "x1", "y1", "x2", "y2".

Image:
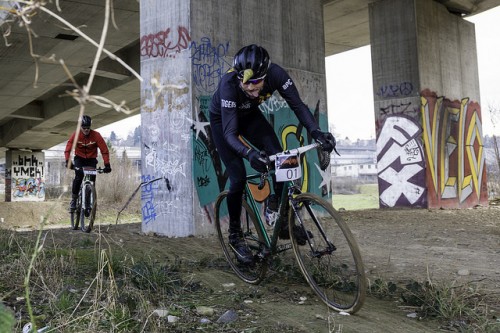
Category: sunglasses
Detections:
[
  {"x1": 239, "y1": 74, "x2": 266, "y2": 85},
  {"x1": 82, "y1": 127, "x2": 90, "y2": 130}
]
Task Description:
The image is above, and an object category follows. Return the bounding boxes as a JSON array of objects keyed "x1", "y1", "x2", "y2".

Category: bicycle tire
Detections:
[
  {"x1": 214, "y1": 190, "x2": 268, "y2": 284},
  {"x1": 79, "y1": 183, "x2": 97, "y2": 233},
  {"x1": 84, "y1": 184, "x2": 98, "y2": 233},
  {"x1": 289, "y1": 192, "x2": 366, "y2": 314}
]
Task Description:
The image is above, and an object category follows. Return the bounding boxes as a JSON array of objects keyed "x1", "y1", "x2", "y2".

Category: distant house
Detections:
[{"x1": 330, "y1": 141, "x2": 377, "y2": 182}]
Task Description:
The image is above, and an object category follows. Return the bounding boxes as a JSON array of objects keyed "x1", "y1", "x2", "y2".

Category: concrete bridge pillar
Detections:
[
  {"x1": 4, "y1": 149, "x2": 46, "y2": 202},
  {"x1": 369, "y1": 0, "x2": 488, "y2": 209},
  {"x1": 139, "y1": 0, "x2": 328, "y2": 236}
]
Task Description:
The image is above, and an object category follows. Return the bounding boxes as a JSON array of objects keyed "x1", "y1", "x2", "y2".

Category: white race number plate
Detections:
[{"x1": 275, "y1": 152, "x2": 301, "y2": 182}]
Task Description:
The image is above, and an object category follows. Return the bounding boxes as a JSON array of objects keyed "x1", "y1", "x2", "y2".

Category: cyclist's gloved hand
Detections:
[
  {"x1": 247, "y1": 150, "x2": 269, "y2": 173},
  {"x1": 312, "y1": 129, "x2": 336, "y2": 153},
  {"x1": 103, "y1": 163, "x2": 112, "y2": 173}
]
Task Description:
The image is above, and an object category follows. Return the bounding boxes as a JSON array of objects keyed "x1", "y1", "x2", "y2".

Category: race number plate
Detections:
[
  {"x1": 83, "y1": 170, "x2": 97, "y2": 175},
  {"x1": 275, "y1": 152, "x2": 301, "y2": 182}
]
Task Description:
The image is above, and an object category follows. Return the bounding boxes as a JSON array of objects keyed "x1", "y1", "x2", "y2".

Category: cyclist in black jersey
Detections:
[{"x1": 209, "y1": 44, "x2": 336, "y2": 264}]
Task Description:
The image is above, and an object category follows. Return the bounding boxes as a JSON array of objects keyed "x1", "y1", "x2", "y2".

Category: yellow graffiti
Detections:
[
  {"x1": 464, "y1": 104, "x2": 484, "y2": 200},
  {"x1": 439, "y1": 101, "x2": 459, "y2": 199},
  {"x1": 281, "y1": 125, "x2": 308, "y2": 193},
  {"x1": 420, "y1": 96, "x2": 440, "y2": 191},
  {"x1": 421, "y1": 94, "x2": 485, "y2": 203}
]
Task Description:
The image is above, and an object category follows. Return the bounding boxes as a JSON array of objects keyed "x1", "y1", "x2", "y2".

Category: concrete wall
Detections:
[
  {"x1": 370, "y1": 0, "x2": 487, "y2": 209},
  {"x1": 140, "y1": 0, "x2": 328, "y2": 237},
  {"x1": 140, "y1": 0, "x2": 194, "y2": 236}
]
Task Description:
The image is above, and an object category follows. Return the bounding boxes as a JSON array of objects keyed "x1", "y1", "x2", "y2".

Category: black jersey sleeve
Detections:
[
  {"x1": 218, "y1": 75, "x2": 250, "y2": 157},
  {"x1": 268, "y1": 64, "x2": 320, "y2": 134}
]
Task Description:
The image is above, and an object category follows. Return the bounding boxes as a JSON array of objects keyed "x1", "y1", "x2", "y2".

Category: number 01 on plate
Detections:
[{"x1": 275, "y1": 152, "x2": 301, "y2": 182}]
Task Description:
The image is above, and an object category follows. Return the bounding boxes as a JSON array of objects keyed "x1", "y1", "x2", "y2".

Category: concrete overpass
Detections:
[{"x1": 0, "y1": 0, "x2": 499, "y2": 152}]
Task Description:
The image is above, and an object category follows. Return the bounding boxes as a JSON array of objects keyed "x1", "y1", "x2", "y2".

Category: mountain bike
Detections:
[
  {"x1": 214, "y1": 142, "x2": 366, "y2": 313},
  {"x1": 70, "y1": 166, "x2": 103, "y2": 233}
]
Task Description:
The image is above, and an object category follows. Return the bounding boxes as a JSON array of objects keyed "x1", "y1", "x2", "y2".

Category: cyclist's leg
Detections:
[
  {"x1": 240, "y1": 113, "x2": 284, "y2": 226},
  {"x1": 211, "y1": 121, "x2": 252, "y2": 263},
  {"x1": 70, "y1": 157, "x2": 84, "y2": 211}
]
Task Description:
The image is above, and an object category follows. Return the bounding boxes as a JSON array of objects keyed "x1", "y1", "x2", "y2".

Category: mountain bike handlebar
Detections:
[{"x1": 73, "y1": 166, "x2": 105, "y2": 174}]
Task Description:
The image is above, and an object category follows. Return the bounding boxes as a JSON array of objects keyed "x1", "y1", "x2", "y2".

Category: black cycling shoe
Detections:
[
  {"x1": 229, "y1": 233, "x2": 254, "y2": 265},
  {"x1": 279, "y1": 225, "x2": 313, "y2": 246}
]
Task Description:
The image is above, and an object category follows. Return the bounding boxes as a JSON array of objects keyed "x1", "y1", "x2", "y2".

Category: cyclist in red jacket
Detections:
[{"x1": 64, "y1": 115, "x2": 112, "y2": 211}]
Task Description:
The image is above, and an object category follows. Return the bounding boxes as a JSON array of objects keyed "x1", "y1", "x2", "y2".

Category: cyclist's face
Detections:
[
  {"x1": 240, "y1": 80, "x2": 264, "y2": 99},
  {"x1": 81, "y1": 127, "x2": 91, "y2": 135}
]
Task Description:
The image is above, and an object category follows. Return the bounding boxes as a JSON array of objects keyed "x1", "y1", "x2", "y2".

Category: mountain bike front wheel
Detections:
[
  {"x1": 289, "y1": 192, "x2": 366, "y2": 314},
  {"x1": 77, "y1": 182, "x2": 97, "y2": 233},
  {"x1": 214, "y1": 190, "x2": 268, "y2": 284}
]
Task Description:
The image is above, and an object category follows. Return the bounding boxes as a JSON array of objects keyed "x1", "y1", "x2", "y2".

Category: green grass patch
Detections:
[{"x1": 333, "y1": 183, "x2": 379, "y2": 210}]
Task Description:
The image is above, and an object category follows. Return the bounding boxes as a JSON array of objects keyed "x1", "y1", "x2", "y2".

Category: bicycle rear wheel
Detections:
[
  {"x1": 214, "y1": 190, "x2": 268, "y2": 284},
  {"x1": 289, "y1": 192, "x2": 366, "y2": 314}
]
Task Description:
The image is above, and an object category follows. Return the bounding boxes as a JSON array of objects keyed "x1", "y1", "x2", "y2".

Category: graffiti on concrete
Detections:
[
  {"x1": 420, "y1": 89, "x2": 486, "y2": 207},
  {"x1": 141, "y1": 71, "x2": 192, "y2": 227},
  {"x1": 192, "y1": 95, "x2": 330, "y2": 208},
  {"x1": 10, "y1": 152, "x2": 45, "y2": 201},
  {"x1": 377, "y1": 115, "x2": 427, "y2": 208},
  {"x1": 140, "y1": 26, "x2": 191, "y2": 58},
  {"x1": 190, "y1": 37, "x2": 231, "y2": 94},
  {"x1": 376, "y1": 81, "x2": 414, "y2": 98}
]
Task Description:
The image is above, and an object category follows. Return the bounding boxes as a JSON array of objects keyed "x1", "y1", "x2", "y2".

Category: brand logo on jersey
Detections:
[
  {"x1": 221, "y1": 99, "x2": 236, "y2": 108},
  {"x1": 240, "y1": 101, "x2": 251, "y2": 109},
  {"x1": 282, "y1": 79, "x2": 293, "y2": 90}
]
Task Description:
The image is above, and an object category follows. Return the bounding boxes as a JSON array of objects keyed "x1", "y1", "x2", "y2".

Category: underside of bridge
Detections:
[{"x1": 0, "y1": 0, "x2": 498, "y2": 152}]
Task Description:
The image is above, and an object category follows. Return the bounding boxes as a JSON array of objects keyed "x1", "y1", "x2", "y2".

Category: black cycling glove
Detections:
[
  {"x1": 247, "y1": 150, "x2": 269, "y2": 173},
  {"x1": 103, "y1": 163, "x2": 112, "y2": 173},
  {"x1": 312, "y1": 130, "x2": 336, "y2": 153}
]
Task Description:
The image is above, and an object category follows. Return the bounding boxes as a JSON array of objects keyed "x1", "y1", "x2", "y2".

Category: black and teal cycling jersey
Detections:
[{"x1": 209, "y1": 63, "x2": 320, "y2": 157}]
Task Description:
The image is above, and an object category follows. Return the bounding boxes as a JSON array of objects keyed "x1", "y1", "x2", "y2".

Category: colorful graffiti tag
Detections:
[
  {"x1": 420, "y1": 89, "x2": 487, "y2": 208},
  {"x1": 193, "y1": 95, "x2": 331, "y2": 210},
  {"x1": 10, "y1": 152, "x2": 45, "y2": 201}
]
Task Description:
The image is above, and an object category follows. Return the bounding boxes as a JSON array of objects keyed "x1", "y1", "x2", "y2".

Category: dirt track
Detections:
[{"x1": 1, "y1": 201, "x2": 499, "y2": 332}]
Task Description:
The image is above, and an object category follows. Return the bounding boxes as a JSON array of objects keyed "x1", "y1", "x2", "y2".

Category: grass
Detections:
[
  {"x1": 368, "y1": 277, "x2": 499, "y2": 332},
  {"x1": 332, "y1": 183, "x2": 379, "y2": 210}
]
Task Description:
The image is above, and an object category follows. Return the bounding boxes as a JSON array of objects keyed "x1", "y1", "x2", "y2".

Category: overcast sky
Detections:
[{"x1": 98, "y1": 6, "x2": 500, "y2": 141}]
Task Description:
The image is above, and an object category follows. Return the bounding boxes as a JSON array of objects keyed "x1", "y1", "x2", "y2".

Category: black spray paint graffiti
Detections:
[
  {"x1": 379, "y1": 102, "x2": 419, "y2": 116},
  {"x1": 190, "y1": 37, "x2": 231, "y2": 94},
  {"x1": 376, "y1": 81, "x2": 414, "y2": 98}
]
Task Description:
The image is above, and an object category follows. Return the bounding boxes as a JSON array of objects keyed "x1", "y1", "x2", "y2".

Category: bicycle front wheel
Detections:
[
  {"x1": 214, "y1": 191, "x2": 268, "y2": 284},
  {"x1": 289, "y1": 192, "x2": 366, "y2": 314},
  {"x1": 79, "y1": 183, "x2": 97, "y2": 233}
]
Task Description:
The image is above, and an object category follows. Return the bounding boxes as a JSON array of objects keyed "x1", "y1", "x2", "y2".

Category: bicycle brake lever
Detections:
[{"x1": 333, "y1": 147, "x2": 341, "y2": 156}]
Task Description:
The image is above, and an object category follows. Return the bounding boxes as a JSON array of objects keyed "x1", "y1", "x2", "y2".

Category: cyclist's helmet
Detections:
[
  {"x1": 81, "y1": 115, "x2": 92, "y2": 128},
  {"x1": 233, "y1": 44, "x2": 270, "y2": 83}
]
